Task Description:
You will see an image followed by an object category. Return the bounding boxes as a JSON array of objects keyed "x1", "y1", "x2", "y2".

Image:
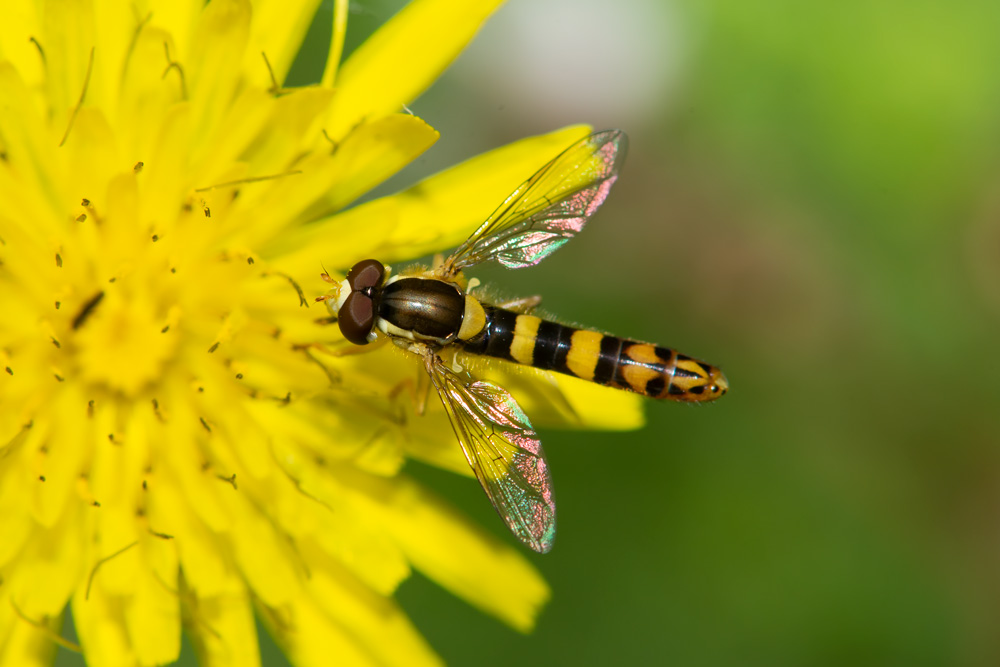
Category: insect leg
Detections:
[
  {"x1": 493, "y1": 295, "x2": 542, "y2": 313},
  {"x1": 386, "y1": 372, "x2": 433, "y2": 416},
  {"x1": 388, "y1": 340, "x2": 438, "y2": 416},
  {"x1": 306, "y1": 337, "x2": 389, "y2": 358}
]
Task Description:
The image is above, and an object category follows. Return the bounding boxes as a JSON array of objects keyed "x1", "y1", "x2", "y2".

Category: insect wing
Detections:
[
  {"x1": 441, "y1": 129, "x2": 627, "y2": 276},
  {"x1": 427, "y1": 360, "x2": 556, "y2": 553}
]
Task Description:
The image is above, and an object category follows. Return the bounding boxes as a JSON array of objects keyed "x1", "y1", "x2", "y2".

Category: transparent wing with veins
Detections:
[
  {"x1": 425, "y1": 357, "x2": 556, "y2": 553},
  {"x1": 438, "y1": 129, "x2": 627, "y2": 277}
]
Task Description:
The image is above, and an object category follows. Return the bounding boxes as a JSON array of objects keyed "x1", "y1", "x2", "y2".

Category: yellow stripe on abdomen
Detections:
[
  {"x1": 564, "y1": 329, "x2": 604, "y2": 381},
  {"x1": 509, "y1": 315, "x2": 542, "y2": 365},
  {"x1": 457, "y1": 304, "x2": 728, "y2": 403}
]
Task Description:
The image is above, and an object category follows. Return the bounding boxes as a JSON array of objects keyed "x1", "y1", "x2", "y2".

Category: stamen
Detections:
[
  {"x1": 162, "y1": 42, "x2": 187, "y2": 98},
  {"x1": 59, "y1": 47, "x2": 95, "y2": 147},
  {"x1": 261, "y1": 51, "x2": 284, "y2": 95},
  {"x1": 262, "y1": 271, "x2": 308, "y2": 307},
  {"x1": 194, "y1": 170, "x2": 302, "y2": 193},
  {"x1": 217, "y1": 473, "x2": 237, "y2": 489},
  {"x1": 321, "y1": 129, "x2": 340, "y2": 156},
  {"x1": 121, "y1": 13, "x2": 153, "y2": 79},
  {"x1": 72, "y1": 291, "x2": 105, "y2": 329},
  {"x1": 299, "y1": 347, "x2": 341, "y2": 386},
  {"x1": 28, "y1": 37, "x2": 46, "y2": 66},
  {"x1": 86, "y1": 541, "x2": 139, "y2": 600},
  {"x1": 10, "y1": 601, "x2": 81, "y2": 653}
]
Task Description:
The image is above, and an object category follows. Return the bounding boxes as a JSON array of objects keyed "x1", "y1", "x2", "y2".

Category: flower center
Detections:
[{"x1": 74, "y1": 285, "x2": 178, "y2": 396}]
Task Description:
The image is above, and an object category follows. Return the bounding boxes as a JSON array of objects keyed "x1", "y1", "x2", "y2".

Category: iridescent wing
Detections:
[
  {"x1": 439, "y1": 130, "x2": 627, "y2": 277},
  {"x1": 426, "y1": 357, "x2": 556, "y2": 553}
]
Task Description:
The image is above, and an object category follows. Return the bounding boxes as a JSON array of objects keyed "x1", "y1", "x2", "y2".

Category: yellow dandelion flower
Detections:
[{"x1": 0, "y1": 0, "x2": 645, "y2": 665}]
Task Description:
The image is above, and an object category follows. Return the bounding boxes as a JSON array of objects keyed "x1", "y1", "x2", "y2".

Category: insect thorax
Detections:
[{"x1": 378, "y1": 277, "x2": 466, "y2": 342}]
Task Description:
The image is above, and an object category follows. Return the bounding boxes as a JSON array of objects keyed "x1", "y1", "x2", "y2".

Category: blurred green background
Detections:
[
  {"x1": 59, "y1": 0, "x2": 1000, "y2": 664},
  {"x1": 383, "y1": 1, "x2": 1000, "y2": 664}
]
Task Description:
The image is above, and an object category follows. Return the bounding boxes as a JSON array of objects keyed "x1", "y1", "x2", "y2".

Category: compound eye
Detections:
[
  {"x1": 338, "y1": 292, "x2": 375, "y2": 345},
  {"x1": 346, "y1": 259, "x2": 385, "y2": 293}
]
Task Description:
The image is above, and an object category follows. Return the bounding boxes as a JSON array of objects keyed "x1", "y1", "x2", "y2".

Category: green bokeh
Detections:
[
  {"x1": 58, "y1": 1, "x2": 1000, "y2": 665},
  {"x1": 390, "y1": 1, "x2": 1000, "y2": 665}
]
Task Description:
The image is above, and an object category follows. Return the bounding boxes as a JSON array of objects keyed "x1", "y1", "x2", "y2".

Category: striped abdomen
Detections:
[{"x1": 460, "y1": 305, "x2": 728, "y2": 402}]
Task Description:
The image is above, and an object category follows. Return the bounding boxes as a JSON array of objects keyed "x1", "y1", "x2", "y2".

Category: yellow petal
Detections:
[
  {"x1": 62, "y1": 108, "x2": 122, "y2": 219},
  {"x1": 186, "y1": 589, "x2": 262, "y2": 667},
  {"x1": 324, "y1": 0, "x2": 505, "y2": 139},
  {"x1": 7, "y1": 510, "x2": 84, "y2": 619},
  {"x1": 241, "y1": 86, "x2": 334, "y2": 171},
  {"x1": 187, "y1": 87, "x2": 278, "y2": 189},
  {"x1": 160, "y1": 398, "x2": 236, "y2": 532},
  {"x1": 72, "y1": 586, "x2": 135, "y2": 667},
  {"x1": 0, "y1": 595, "x2": 59, "y2": 667},
  {"x1": 146, "y1": 0, "x2": 202, "y2": 62},
  {"x1": 242, "y1": 0, "x2": 324, "y2": 88},
  {"x1": 91, "y1": 0, "x2": 141, "y2": 109},
  {"x1": 40, "y1": 0, "x2": 97, "y2": 115},
  {"x1": 116, "y1": 25, "x2": 185, "y2": 157},
  {"x1": 321, "y1": 0, "x2": 350, "y2": 87},
  {"x1": 332, "y1": 469, "x2": 549, "y2": 632},
  {"x1": 230, "y1": 507, "x2": 303, "y2": 607},
  {"x1": 302, "y1": 543, "x2": 442, "y2": 666},
  {"x1": 327, "y1": 125, "x2": 593, "y2": 265},
  {"x1": 308, "y1": 114, "x2": 439, "y2": 219},
  {"x1": 123, "y1": 545, "x2": 181, "y2": 666},
  {"x1": 266, "y1": 197, "x2": 400, "y2": 282},
  {"x1": 0, "y1": 62, "x2": 65, "y2": 236},
  {"x1": 268, "y1": 428, "x2": 414, "y2": 595},
  {"x1": 264, "y1": 114, "x2": 440, "y2": 267},
  {"x1": 259, "y1": 596, "x2": 379, "y2": 667},
  {"x1": 0, "y1": 2, "x2": 44, "y2": 90},
  {"x1": 187, "y1": 0, "x2": 251, "y2": 144},
  {"x1": 0, "y1": 503, "x2": 32, "y2": 570},
  {"x1": 149, "y1": 483, "x2": 235, "y2": 599}
]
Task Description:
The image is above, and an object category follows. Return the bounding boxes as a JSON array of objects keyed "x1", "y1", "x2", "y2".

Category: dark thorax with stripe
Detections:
[
  {"x1": 377, "y1": 277, "x2": 466, "y2": 342},
  {"x1": 459, "y1": 304, "x2": 727, "y2": 402}
]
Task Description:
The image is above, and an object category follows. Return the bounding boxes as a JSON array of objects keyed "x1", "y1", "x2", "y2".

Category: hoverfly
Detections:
[{"x1": 318, "y1": 130, "x2": 728, "y2": 553}]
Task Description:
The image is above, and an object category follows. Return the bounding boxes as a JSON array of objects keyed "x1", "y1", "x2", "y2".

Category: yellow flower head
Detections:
[{"x1": 0, "y1": 0, "x2": 643, "y2": 665}]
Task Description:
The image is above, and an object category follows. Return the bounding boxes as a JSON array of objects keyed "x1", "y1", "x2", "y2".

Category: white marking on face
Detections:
[{"x1": 334, "y1": 279, "x2": 350, "y2": 310}]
